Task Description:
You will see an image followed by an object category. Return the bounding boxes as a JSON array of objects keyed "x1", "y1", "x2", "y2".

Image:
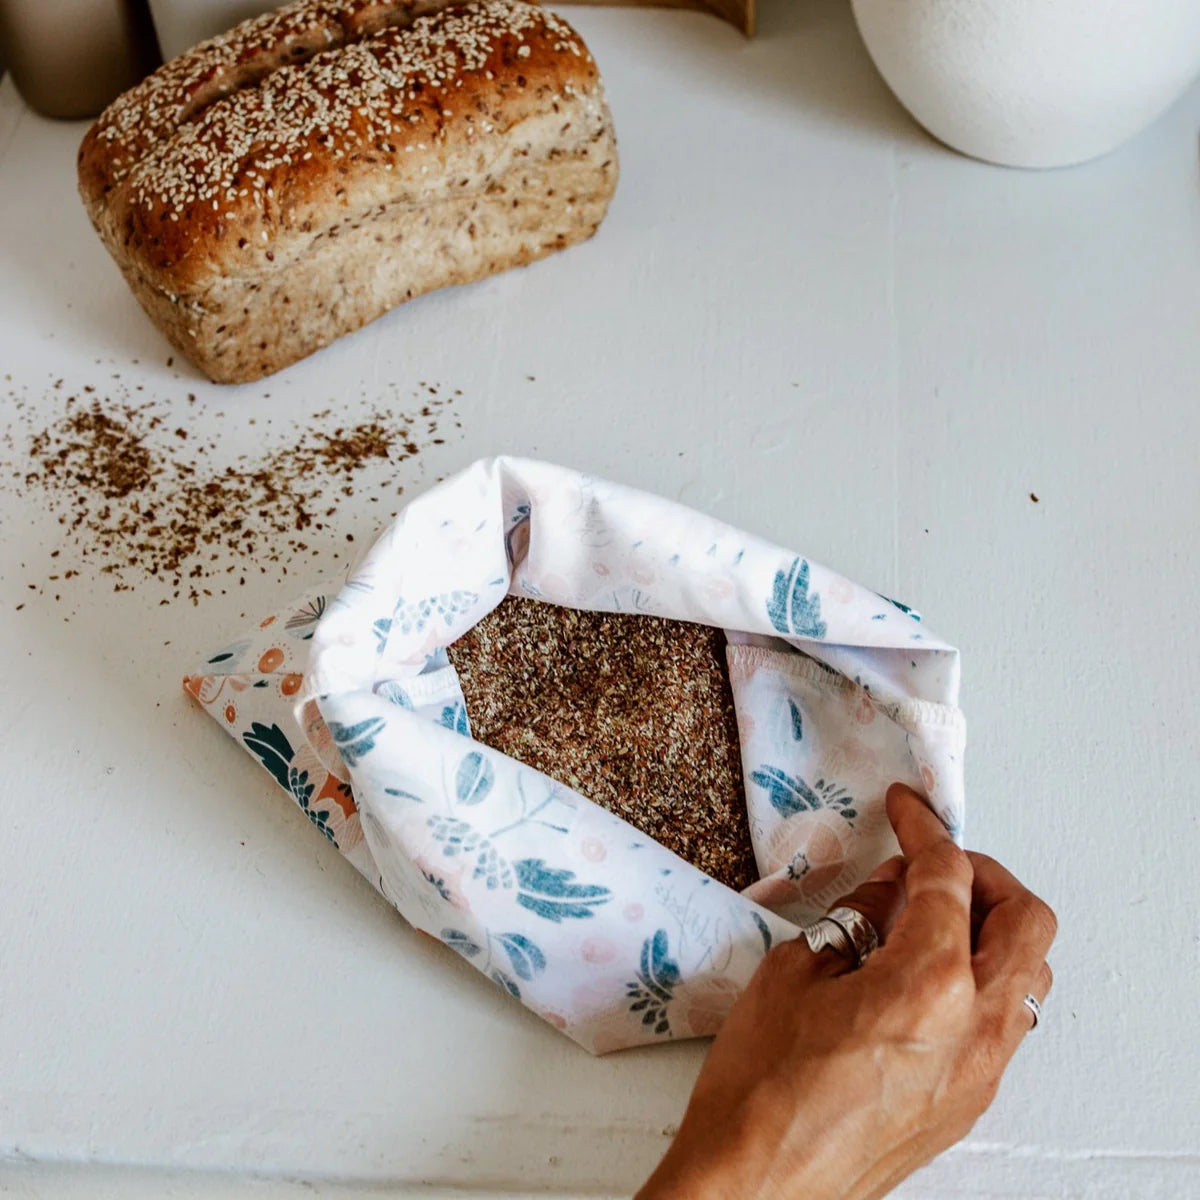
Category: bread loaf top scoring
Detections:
[{"x1": 78, "y1": 0, "x2": 606, "y2": 293}]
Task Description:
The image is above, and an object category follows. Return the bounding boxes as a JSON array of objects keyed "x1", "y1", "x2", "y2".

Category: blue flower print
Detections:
[
  {"x1": 428, "y1": 816, "x2": 513, "y2": 889},
  {"x1": 393, "y1": 589, "x2": 478, "y2": 636}
]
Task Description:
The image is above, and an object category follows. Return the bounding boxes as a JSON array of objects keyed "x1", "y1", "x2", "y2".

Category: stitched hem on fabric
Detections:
[{"x1": 726, "y1": 642, "x2": 966, "y2": 734}]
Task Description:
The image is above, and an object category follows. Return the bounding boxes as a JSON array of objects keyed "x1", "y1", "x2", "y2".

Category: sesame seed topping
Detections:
[{"x1": 84, "y1": 0, "x2": 594, "y2": 228}]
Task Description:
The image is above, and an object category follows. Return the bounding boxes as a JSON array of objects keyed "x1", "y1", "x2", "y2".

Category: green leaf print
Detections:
[
  {"x1": 788, "y1": 698, "x2": 804, "y2": 742},
  {"x1": 328, "y1": 716, "x2": 386, "y2": 767},
  {"x1": 750, "y1": 911, "x2": 773, "y2": 953},
  {"x1": 626, "y1": 929, "x2": 681, "y2": 1036},
  {"x1": 513, "y1": 858, "x2": 612, "y2": 922},
  {"x1": 767, "y1": 557, "x2": 827, "y2": 639},
  {"x1": 878, "y1": 593, "x2": 922, "y2": 622},
  {"x1": 242, "y1": 722, "x2": 294, "y2": 794},
  {"x1": 752, "y1": 767, "x2": 858, "y2": 825},
  {"x1": 455, "y1": 751, "x2": 494, "y2": 806},
  {"x1": 440, "y1": 928, "x2": 483, "y2": 959},
  {"x1": 750, "y1": 766, "x2": 821, "y2": 817},
  {"x1": 490, "y1": 969, "x2": 521, "y2": 999},
  {"x1": 495, "y1": 932, "x2": 547, "y2": 981}
]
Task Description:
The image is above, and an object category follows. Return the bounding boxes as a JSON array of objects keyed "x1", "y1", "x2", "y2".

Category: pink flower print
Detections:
[
  {"x1": 623, "y1": 903, "x2": 644, "y2": 923},
  {"x1": 592, "y1": 561, "x2": 611, "y2": 576},
  {"x1": 920, "y1": 764, "x2": 935, "y2": 794},
  {"x1": 825, "y1": 737, "x2": 879, "y2": 778},
  {"x1": 853, "y1": 693, "x2": 876, "y2": 725},
  {"x1": 581, "y1": 936, "x2": 617, "y2": 965},
  {"x1": 630, "y1": 561, "x2": 656, "y2": 585},
  {"x1": 763, "y1": 812, "x2": 850, "y2": 893},
  {"x1": 744, "y1": 872, "x2": 806, "y2": 910},
  {"x1": 333, "y1": 811, "x2": 365, "y2": 856},
  {"x1": 581, "y1": 836, "x2": 607, "y2": 863},
  {"x1": 533, "y1": 1007, "x2": 568, "y2": 1031}
]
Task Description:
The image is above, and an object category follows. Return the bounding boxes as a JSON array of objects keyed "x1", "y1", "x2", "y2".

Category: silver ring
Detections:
[
  {"x1": 804, "y1": 905, "x2": 880, "y2": 968},
  {"x1": 1023, "y1": 993, "x2": 1042, "y2": 1030}
]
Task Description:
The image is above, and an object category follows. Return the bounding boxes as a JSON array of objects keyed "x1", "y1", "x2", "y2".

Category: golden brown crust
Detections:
[{"x1": 78, "y1": 0, "x2": 604, "y2": 294}]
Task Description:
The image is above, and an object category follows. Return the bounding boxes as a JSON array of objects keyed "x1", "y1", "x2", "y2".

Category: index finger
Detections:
[{"x1": 880, "y1": 783, "x2": 974, "y2": 966}]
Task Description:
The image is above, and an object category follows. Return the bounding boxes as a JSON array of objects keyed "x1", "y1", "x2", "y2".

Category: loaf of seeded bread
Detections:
[{"x1": 77, "y1": 0, "x2": 618, "y2": 383}]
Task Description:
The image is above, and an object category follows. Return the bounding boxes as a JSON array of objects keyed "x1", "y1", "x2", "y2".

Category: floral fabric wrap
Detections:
[{"x1": 185, "y1": 457, "x2": 965, "y2": 1054}]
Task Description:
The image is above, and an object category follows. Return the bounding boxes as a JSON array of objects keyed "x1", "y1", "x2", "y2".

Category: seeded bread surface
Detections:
[{"x1": 78, "y1": 0, "x2": 617, "y2": 382}]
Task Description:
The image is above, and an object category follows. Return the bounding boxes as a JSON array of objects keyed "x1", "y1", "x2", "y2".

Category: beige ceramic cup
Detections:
[{"x1": 0, "y1": 0, "x2": 160, "y2": 118}]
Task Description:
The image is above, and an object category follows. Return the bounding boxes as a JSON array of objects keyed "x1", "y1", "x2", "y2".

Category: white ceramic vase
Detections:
[{"x1": 851, "y1": 0, "x2": 1200, "y2": 168}]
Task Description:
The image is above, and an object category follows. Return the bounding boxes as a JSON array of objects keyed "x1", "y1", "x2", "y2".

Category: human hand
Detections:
[{"x1": 637, "y1": 783, "x2": 1057, "y2": 1200}]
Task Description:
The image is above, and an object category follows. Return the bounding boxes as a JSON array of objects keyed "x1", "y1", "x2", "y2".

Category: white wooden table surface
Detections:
[{"x1": 2, "y1": 3, "x2": 1198, "y2": 1197}]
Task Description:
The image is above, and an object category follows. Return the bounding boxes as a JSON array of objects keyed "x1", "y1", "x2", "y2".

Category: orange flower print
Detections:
[
  {"x1": 316, "y1": 772, "x2": 357, "y2": 819},
  {"x1": 258, "y1": 647, "x2": 284, "y2": 672}
]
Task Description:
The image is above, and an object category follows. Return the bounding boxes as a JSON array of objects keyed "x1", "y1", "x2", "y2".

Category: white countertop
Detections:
[{"x1": 1, "y1": 3, "x2": 1198, "y2": 1197}]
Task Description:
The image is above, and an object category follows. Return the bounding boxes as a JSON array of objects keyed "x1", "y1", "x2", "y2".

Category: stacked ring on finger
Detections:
[
  {"x1": 1022, "y1": 993, "x2": 1042, "y2": 1030},
  {"x1": 804, "y1": 905, "x2": 880, "y2": 968}
]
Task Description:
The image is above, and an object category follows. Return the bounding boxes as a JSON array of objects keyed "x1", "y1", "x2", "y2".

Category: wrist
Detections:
[{"x1": 636, "y1": 1096, "x2": 838, "y2": 1200}]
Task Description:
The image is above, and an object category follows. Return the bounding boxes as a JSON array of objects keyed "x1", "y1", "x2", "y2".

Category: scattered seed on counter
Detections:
[
  {"x1": 447, "y1": 596, "x2": 759, "y2": 892},
  {"x1": 0, "y1": 378, "x2": 461, "y2": 606}
]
